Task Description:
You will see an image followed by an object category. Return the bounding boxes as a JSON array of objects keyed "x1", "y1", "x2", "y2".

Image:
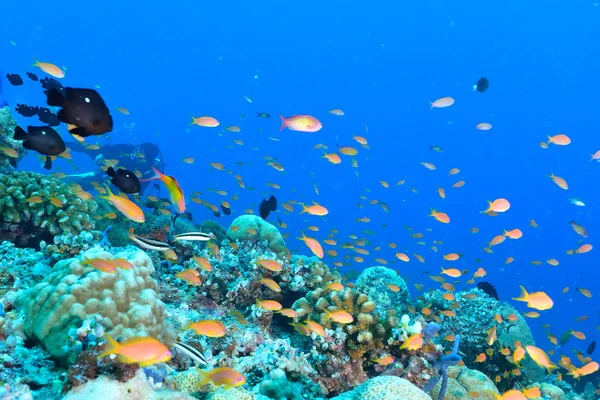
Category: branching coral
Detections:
[
  {"x1": 292, "y1": 287, "x2": 395, "y2": 359},
  {"x1": 0, "y1": 171, "x2": 98, "y2": 248}
]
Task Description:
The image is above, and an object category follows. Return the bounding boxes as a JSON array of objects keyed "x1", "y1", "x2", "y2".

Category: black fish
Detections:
[
  {"x1": 587, "y1": 340, "x2": 596, "y2": 355},
  {"x1": 26, "y1": 72, "x2": 38, "y2": 81},
  {"x1": 106, "y1": 167, "x2": 141, "y2": 194},
  {"x1": 15, "y1": 104, "x2": 40, "y2": 118},
  {"x1": 178, "y1": 211, "x2": 193, "y2": 221},
  {"x1": 473, "y1": 77, "x2": 489, "y2": 93},
  {"x1": 220, "y1": 204, "x2": 231, "y2": 216},
  {"x1": 46, "y1": 87, "x2": 113, "y2": 137},
  {"x1": 256, "y1": 112, "x2": 271, "y2": 119},
  {"x1": 259, "y1": 195, "x2": 277, "y2": 220},
  {"x1": 37, "y1": 107, "x2": 60, "y2": 126},
  {"x1": 477, "y1": 281, "x2": 499, "y2": 300},
  {"x1": 213, "y1": 211, "x2": 222, "y2": 218},
  {"x1": 6, "y1": 73, "x2": 23, "y2": 86},
  {"x1": 13, "y1": 125, "x2": 66, "y2": 170},
  {"x1": 40, "y1": 77, "x2": 64, "y2": 96}
]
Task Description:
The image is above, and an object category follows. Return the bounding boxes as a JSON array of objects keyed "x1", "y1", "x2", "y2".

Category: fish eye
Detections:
[{"x1": 84, "y1": 97, "x2": 91, "y2": 103}]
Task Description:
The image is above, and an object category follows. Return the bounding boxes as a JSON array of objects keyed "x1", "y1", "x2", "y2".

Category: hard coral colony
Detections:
[{"x1": 0, "y1": 8, "x2": 598, "y2": 400}]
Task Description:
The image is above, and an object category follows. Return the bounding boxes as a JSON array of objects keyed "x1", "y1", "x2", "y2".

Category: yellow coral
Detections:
[{"x1": 206, "y1": 387, "x2": 254, "y2": 400}]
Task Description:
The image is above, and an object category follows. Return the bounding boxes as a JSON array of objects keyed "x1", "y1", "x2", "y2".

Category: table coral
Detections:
[
  {"x1": 226, "y1": 215, "x2": 287, "y2": 258},
  {"x1": 16, "y1": 246, "x2": 174, "y2": 364},
  {"x1": 0, "y1": 171, "x2": 98, "y2": 248},
  {"x1": 329, "y1": 376, "x2": 432, "y2": 400}
]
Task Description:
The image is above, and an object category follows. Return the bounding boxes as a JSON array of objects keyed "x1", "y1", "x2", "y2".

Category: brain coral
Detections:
[
  {"x1": 16, "y1": 246, "x2": 174, "y2": 363},
  {"x1": 330, "y1": 376, "x2": 431, "y2": 400},
  {"x1": 0, "y1": 171, "x2": 98, "y2": 248},
  {"x1": 430, "y1": 366, "x2": 499, "y2": 400},
  {"x1": 226, "y1": 215, "x2": 287, "y2": 258}
]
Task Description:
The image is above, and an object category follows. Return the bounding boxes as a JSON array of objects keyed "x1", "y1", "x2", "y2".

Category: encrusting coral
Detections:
[
  {"x1": 329, "y1": 375, "x2": 431, "y2": 400},
  {"x1": 16, "y1": 246, "x2": 175, "y2": 364},
  {"x1": 0, "y1": 171, "x2": 98, "y2": 248}
]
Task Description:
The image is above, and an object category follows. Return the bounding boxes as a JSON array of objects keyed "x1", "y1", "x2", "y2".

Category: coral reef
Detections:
[
  {"x1": 354, "y1": 266, "x2": 410, "y2": 318},
  {"x1": 63, "y1": 369, "x2": 194, "y2": 400},
  {"x1": 330, "y1": 376, "x2": 431, "y2": 400},
  {"x1": 226, "y1": 215, "x2": 288, "y2": 258},
  {"x1": 0, "y1": 106, "x2": 23, "y2": 174},
  {"x1": 0, "y1": 171, "x2": 98, "y2": 249},
  {"x1": 420, "y1": 287, "x2": 542, "y2": 391},
  {"x1": 16, "y1": 246, "x2": 174, "y2": 364},
  {"x1": 429, "y1": 366, "x2": 500, "y2": 400}
]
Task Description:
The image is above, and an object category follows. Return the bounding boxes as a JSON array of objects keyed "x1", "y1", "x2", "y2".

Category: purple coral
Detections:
[{"x1": 423, "y1": 334, "x2": 462, "y2": 400}]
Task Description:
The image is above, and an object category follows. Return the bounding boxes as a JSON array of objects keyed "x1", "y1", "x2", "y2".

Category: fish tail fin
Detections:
[
  {"x1": 98, "y1": 184, "x2": 113, "y2": 201},
  {"x1": 13, "y1": 126, "x2": 27, "y2": 140},
  {"x1": 279, "y1": 114, "x2": 288, "y2": 131},
  {"x1": 472, "y1": 85, "x2": 477, "y2": 91},
  {"x1": 481, "y1": 201, "x2": 492, "y2": 214},
  {"x1": 195, "y1": 367, "x2": 211, "y2": 388},
  {"x1": 106, "y1": 167, "x2": 116, "y2": 178},
  {"x1": 181, "y1": 321, "x2": 193, "y2": 331},
  {"x1": 188, "y1": 114, "x2": 196, "y2": 126},
  {"x1": 31, "y1": 58, "x2": 39, "y2": 67},
  {"x1": 512, "y1": 285, "x2": 529, "y2": 302},
  {"x1": 44, "y1": 156, "x2": 52, "y2": 170},
  {"x1": 98, "y1": 333, "x2": 120, "y2": 358},
  {"x1": 139, "y1": 167, "x2": 162, "y2": 182},
  {"x1": 430, "y1": 102, "x2": 435, "y2": 109},
  {"x1": 296, "y1": 230, "x2": 306, "y2": 241}
]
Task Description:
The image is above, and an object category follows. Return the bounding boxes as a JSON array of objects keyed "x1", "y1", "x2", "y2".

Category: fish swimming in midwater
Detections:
[
  {"x1": 40, "y1": 76, "x2": 64, "y2": 96},
  {"x1": 13, "y1": 125, "x2": 66, "y2": 170},
  {"x1": 6, "y1": 73, "x2": 23, "y2": 86},
  {"x1": 15, "y1": 104, "x2": 40, "y2": 118},
  {"x1": 587, "y1": 340, "x2": 596, "y2": 355},
  {"x1": 46, "y1": 87, "x2": 113, "y2": 137},
  {"x1": 26, "y1": 72, "x2": 38, "y2": 82},
  {"x1": 256, "y1": 112, "x2": 271, "y2": 118},
  {"x1": 473, "y1": 77, "x2": 489, "y2": 93},
  {"x1": 106, "y1": 167, "x2": 141, "y2": 194},
  {"x1": 259, "y1": 195, "x2": 277, "y2": 220},
  {"x1": 37, "y1": 107, "x2": 60, "y2": 126}
]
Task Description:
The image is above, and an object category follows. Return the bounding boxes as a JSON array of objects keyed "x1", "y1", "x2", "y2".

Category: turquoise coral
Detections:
[
  {"x1": 16, "y1": 246, "x2": 175, "y2": 364},
  {"x1": 226, "y1": 215, "x2": 287, "y2": 258}
]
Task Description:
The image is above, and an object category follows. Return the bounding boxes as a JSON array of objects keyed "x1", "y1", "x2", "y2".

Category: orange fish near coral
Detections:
[
  {"x1": 298, "y1": 231, "x2": 324, "y2": 258},
  {"x1": 279, "y1": 114, "x2": 322, "y2": 132},
  {"x1": 98, "y1": 333, "x2": 171, "y2": 367},
  {"x1": 98, "y1": 185, "x2": 145, "y2": 223},
  {"x1": 196, "y1": 367, "x2": 246, "y2": 389},
  {"x1": 400, "y1": 333, "x2": 423, "y2": 350},
  {"x1": 182, "y1": 320, "x2": 227, "y2": 337},
  {"x1": 175, "y1": 269, "x2": 202, "y2": 285},
  {"x1": 141, "y1": 167, "x2": 185, "y2": 212},
  {"x1": 82, "y1": 257, "x2": 117, "y2": 273}
]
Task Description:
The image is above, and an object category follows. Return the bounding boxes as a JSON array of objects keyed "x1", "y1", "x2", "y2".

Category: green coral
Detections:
[
  {"x1": 0, "y1": 171, "x2": 98, "y2": 240},
  {"x1": 226, "y1": 215, "x2": 287, "y2": 258},
  {"x1": 292, "y1": 287, "x2": 396, "y2": 359},
  {"x1": 198, "y1": 219, "x2": 226, "y2": 244}
]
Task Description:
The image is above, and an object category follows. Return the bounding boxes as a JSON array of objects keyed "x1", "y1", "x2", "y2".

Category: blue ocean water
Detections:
[{"x1": 1, "y1": 0, "x2": 599, "y2": 365}]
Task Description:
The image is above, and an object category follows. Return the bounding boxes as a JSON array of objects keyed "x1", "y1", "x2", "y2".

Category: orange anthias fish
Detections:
[
  {"x1": 196, "y1": 367, "x2": 246, "y2": 389},
  {"x1": 99, "y1": 185, "x2": 145, "y2": 223},
  {"x1": 512, "y1": 286, "x2": 554, "y2": 310},
  {"x1": 98, "y1": 333, "x2": 171, "y2": 367},
  {"x1": 279, "y1": 114, "x2": 323, "y2": 132},
  {"x1": 189, "y1": 115, "x2": 220, "y2": 127},
  {"x1": 182, "y1": 320, "x2": 227, "y2": 337},
  {"x1": 82, "y1": 257, "x2": 117, "y2": 273},
  {"x1": 32, "y1": 59, "x2": 65, "y2": 78},
  {"x1": 298, "y1": 231, "x2": 324, "y2": 258},
  {"x1": 141, "y1": 167, "x2": 185, "y2": 212},
  {"x1": 525, "y1": 345, "x2": 558, "y2": 372},
  {"x1": 400, "y1": 333, "x2": 423, "y2": 350}
]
